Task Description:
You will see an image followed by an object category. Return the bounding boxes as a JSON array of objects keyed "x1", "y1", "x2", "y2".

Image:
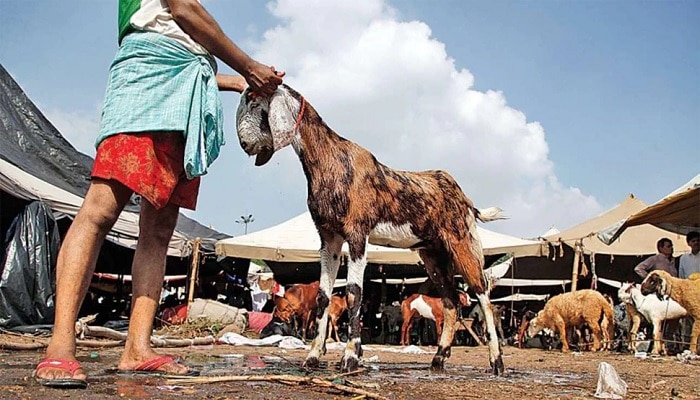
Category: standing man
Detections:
[
  {"x1": 34, "y1": 0, "x2": 284, "y2": 388},
  {"x1": 679, "y1": 231, "x2": 700, "y2": 279},
  {"x1": 634, "y1": 237, "x2": 677, "y2": 280},
  {"x1": 678, "y1": 231, "x2": 700, "y2": 350}
]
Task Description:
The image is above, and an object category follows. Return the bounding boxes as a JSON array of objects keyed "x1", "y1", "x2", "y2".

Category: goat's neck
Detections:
[
  {"x1": 293, "y1": 106, "x2": 343, "y2": 167},
  {"x1": 629, "y1": 287, "x2": 647, "y2": 308}
]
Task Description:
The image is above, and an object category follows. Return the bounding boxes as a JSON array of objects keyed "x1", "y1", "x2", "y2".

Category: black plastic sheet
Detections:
[{"x1": 0, "y1": 201, "x2": 60, "y2": 328}]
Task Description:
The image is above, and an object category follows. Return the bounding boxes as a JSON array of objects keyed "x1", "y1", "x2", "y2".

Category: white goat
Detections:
[
  {"x1": 618, "y1": 282, "x2": 687, "y2": 355},
  {"x1": 641, "y1": 270, "x2": 700, "y2": 354},
  {"x1": 236, "y1": 85, "x2": 506, "y2": 374}
]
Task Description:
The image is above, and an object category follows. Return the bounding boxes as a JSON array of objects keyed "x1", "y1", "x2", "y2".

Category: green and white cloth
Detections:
[{"x1": 97, "y1": 31, "x2": 224, "y2": 179}]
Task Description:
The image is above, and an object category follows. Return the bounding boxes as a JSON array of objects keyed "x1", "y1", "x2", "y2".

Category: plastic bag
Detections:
[{"x1": 594, "y1": 362, "x2": 628, "y2": 399}]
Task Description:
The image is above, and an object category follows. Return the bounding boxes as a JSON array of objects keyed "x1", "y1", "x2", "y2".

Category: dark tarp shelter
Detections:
[{"x1": 0, "y1": 64, "x2": 231, "y2": 326}]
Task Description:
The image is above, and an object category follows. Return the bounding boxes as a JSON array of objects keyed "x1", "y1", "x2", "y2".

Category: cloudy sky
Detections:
[{"x1": 1, "y1": 0, "x2": 697, "y2": 238}]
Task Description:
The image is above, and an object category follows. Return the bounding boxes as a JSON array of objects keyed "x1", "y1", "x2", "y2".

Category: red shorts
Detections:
[{"x1": 92, "y1": 132, "x2": 200, "y2": 210}]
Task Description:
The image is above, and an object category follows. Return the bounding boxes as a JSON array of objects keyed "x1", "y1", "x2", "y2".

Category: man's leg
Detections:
[
  {"x1": 36, "y1": 179, "x2": 133, "y2": 381},
  {"x1": 117, "y1": 200, "x2": 189, "y2": 374}
]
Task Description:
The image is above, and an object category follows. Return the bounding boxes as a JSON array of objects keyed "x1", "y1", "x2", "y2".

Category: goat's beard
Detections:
[{"x1": 255, "y1": 148, "x2": 274, "y2": 166}]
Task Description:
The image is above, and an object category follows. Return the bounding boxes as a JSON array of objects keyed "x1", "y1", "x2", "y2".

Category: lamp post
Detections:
[{"x1": 236, "y1": 214, "x2": 255, "y2": 234}]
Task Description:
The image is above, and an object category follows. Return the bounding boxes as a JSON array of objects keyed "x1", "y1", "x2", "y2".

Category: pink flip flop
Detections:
[
  {"x1": 118, "y1": 355, "x2": 199, "y2": 377},
  {"x1": 34, "y1": 358, "x2": 88, "y2": 389}
]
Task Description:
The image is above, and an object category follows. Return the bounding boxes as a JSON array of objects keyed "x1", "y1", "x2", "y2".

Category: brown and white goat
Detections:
[
  {"x1": 400, "y1": 292, "x2": 470, "y2": 346},
  {"x1": 236, "y1": 85, "x2": 506, "y2": 374},
  {"x1": 641, "y1": 270, "x2": 700, "y2": 354}
]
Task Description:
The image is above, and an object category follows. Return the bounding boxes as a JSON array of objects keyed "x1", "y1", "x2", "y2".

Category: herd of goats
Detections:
[{"x1": 262, "y1": 270, "x2": 699, "y2": 361}]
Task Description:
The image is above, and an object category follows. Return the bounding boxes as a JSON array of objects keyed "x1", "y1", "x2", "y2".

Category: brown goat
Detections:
[
  {"x1": 641, "y1": 270, "x2": 700, "y2": 354},
  {"x1": 400, "y1": 292, "x2": 470, "y2": 346},
  {"x1": 327, "y1": 295, "x2": 347, "y2": 342},
  {"x1": 273, "y1": 281, "x2": 319, "y2": 340},
  {"x1": 237, "y1": 85, "x2": 506, "y2": 374},
  {"x1": 526, "y1": 289, "x2": 615, "y2": 352}
]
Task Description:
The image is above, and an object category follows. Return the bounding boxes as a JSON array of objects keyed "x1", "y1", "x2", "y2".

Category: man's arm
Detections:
[
  {"x1": 216, "y1": 74, "x2": 247, "y2": 92},
  {"x1": 634, "y1": 256, "x2": 655, "y2": 279},
  {"x1": 166, "y1": 0, "x2": 283, "y2": 96}
]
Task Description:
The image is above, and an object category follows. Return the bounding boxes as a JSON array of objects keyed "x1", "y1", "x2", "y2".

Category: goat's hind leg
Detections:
[
  {"x1": 447, "y1": 241, "x2": 504, "y2": 375},
  {"x1": 418, "y1": 249, "x2": 458, "y2": 371},
  {"x1": 304, "y1": 232, "x2": 343, "y2": 369}
]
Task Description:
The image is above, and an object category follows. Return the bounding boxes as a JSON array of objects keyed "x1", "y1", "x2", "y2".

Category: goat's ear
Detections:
[
  {"x1": 268, "y1": 87, "x2": 300, "y2": 151},
  {"x1": 659, "y1": 276, "x2": 668, "y2": 296}
]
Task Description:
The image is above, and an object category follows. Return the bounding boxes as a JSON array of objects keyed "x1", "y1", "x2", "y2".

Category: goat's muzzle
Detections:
[{"x1": 239, "y1": 140, "x2": 273, "y2": 166}]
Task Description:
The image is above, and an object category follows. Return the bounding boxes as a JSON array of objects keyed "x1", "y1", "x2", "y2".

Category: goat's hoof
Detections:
[
  {"x1": 490, "y1": 355, "x2": 505, "y2": 376},
  {"x1": 340, "y1": 355, "x2": 360, "y2": 372},
  {"x1": 303, "y1": 356, "x2": 320, "y2": 369},
  {"x1": 430, "y1": 356, "x2": 445, "y2": 371}
]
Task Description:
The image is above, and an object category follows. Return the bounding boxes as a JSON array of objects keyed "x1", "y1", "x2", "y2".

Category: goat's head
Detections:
[
  {"x1": 236, "y1": 84, "x2": 304, "y2": 166},
  {"x1": 273, "y1": 296, "x2": 296, "y2": 323},
  {"x1": 640, "y1": 270, "x2": 671, "y2": 300},
  {"x1": 526, "y1": 311, "x2": 545, "y2": 338},
  {"x1": 457, "y1": 292, "x2": 471, "y2": 307},
  {"x1": 617, "y1": 282, "x2": 634, "y2": 304}
]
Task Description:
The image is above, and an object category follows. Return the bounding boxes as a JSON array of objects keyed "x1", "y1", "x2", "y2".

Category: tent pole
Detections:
[
  {"x1": 187, "y1": 238, "x2": 203, "y2": 306},
  {"x1": 570, "y1": 241, "x2": 580, "y2": 292}
]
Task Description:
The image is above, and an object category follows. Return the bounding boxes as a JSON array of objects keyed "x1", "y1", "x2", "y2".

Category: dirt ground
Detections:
[{"x1": 1, "y1": 337, "x2": 699, "y2": 400}]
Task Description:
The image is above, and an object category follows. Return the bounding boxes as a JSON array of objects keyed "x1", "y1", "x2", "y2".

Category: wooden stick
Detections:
[{"x1": 166, "y1": 374, "x2": 388, "y2": 400}]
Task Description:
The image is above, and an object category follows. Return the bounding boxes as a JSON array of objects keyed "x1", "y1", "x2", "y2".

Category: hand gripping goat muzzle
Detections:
[{"x1": 236, "y1": 85, "x2": 304, "y2": 167}]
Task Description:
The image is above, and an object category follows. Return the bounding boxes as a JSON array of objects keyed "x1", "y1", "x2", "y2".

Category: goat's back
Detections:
[{"x1": 541, "y1": 290, "x2": 610, "y2": 323}]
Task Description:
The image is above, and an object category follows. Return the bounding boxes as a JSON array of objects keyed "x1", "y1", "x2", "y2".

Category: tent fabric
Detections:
[
  {"x1": 598, "y1": 174, "x2": 700, "y2": 245},
  {"x1": 491, "y1": 293, "x2": 550, "y2": 302},
  {"x1": 0, "y1": 64, "x2": 230, "y2": 256},
  {"x1": 495, "y1": 278, "x2": 572, "y2": 287},
  {"x1": 215, "y1": 212, "x2": 545, "y2": 264},
  {"x1": 544, "y1": 194, "x2": 689, "y2": 256}
]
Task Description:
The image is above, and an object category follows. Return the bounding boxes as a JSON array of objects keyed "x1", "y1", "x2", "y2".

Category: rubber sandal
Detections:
[
  {"x1": 118, "y1": 355, "x2": 199, "y2": 377},
  {"x1": 34, "y1": 358, "x2": 88, "y2": 389}
]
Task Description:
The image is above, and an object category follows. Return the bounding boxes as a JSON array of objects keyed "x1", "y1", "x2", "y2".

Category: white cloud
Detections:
[{"x1": 232, "y1": 0, "x2": 603, "y2": 237}]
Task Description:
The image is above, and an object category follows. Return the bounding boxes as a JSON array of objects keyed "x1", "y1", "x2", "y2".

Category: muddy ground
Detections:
[{"x1": 1, "y1": 339, "x2": 698, "y2": 400}]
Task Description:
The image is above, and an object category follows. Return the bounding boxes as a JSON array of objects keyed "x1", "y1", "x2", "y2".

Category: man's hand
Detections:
[{"x1": 246, "y1": 63, "x2": 285, "y2": 97}]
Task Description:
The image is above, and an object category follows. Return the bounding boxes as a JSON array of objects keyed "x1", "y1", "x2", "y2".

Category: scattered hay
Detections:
[{"x1": 155, "y1": 318, "x2": 226, "y2": 339}]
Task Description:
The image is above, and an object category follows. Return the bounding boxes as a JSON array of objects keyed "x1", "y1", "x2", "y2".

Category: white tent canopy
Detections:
[
  {"x1": 544, "y1": 194, "x2": 689, "y2": 256},
  {"x1": 598, "y1": 174, "x2": 700, "y2": 245},
  {"x1": 215, "y1": 211, "x2": 545, "y2": 264}
]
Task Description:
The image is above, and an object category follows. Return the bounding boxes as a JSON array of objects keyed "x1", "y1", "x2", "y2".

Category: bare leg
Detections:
[
  {"x1": 36, "y1": 179, "x2": 132, "y2": 382},
  {"x1": 117, "y1": 200, "x2": 186, "y2": 373}
]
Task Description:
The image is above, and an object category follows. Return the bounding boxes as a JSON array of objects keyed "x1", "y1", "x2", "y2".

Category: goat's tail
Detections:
[{"x1": 476, "y1": 207, "x2": 508, "y2": 223}]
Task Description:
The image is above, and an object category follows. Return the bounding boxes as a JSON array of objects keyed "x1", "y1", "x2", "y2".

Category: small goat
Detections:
[
  {"x1": 400, "y1": 292, "x2": 470, "y2": 346},
  {"x1": 526, "y1": 289, "x2": 614, "y2": 352},
  {"x1": 617, "y1": 282, "x2": 687, "y2": 354},
  {"x1": 237, "y1": 85, "x2": 506, "y2": 374},
  {"x1": 327, "y1": 295, "x2": 347, "y2": 342},
  {"x1": 641, "y1": 270, "x2": 700, "y2": 354}
]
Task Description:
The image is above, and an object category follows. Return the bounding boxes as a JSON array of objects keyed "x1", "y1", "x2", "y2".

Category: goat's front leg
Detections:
[
  {"x1": 627, "y1": 307, "x2": 641, "y2": 352},
  {"x1": 304, "y1": 232, "x2": 343, "y2": 368},
  {"x1": 340, "y1": 236, "x2": 368, "y2": 372},
  {"x1": 558, "y1": 321, "x2": 570, "y2": 352},
  {"x1": 690, "y1": 320, "x2": 700, "y2": 355},
  {"x1": 651, "y1": 320, "x2": 662, "y2": 355}
]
